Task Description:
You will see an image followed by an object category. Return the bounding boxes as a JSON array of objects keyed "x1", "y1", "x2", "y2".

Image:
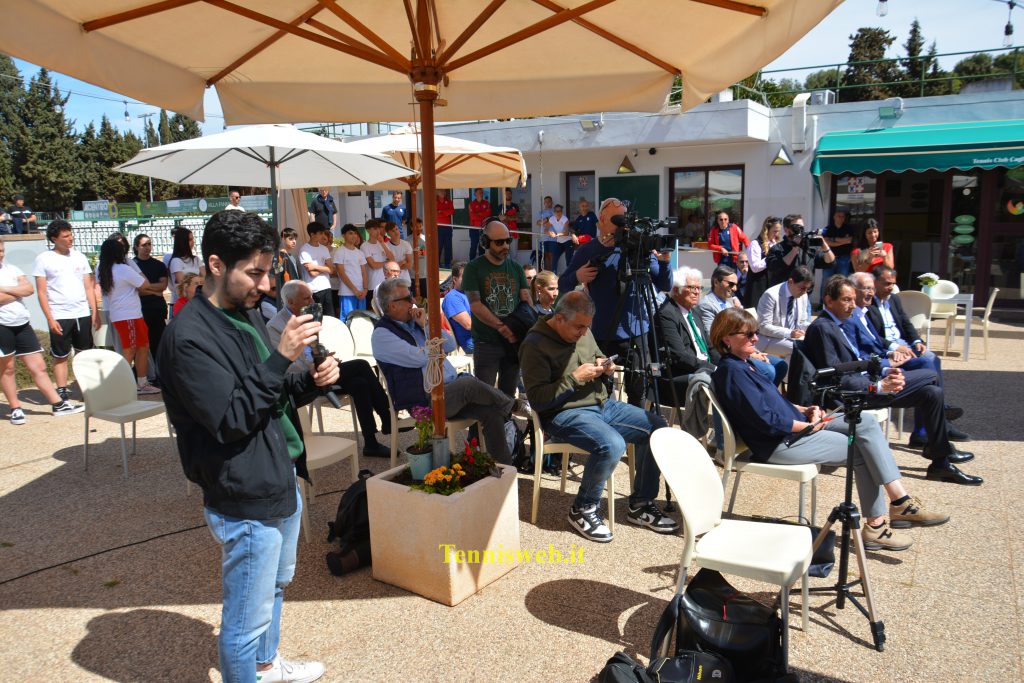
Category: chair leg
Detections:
[
  {"x1": 780, "y1": 585, "x2": 791, "y2": 672},
  {"x1": 607, "y1": 465, "x2": 615, "y2": 534},
  {"x1": 83, "y1": 415, "x2": 90, "y2": 470},
  {"x1": 983, "y1": 323, "x2": 989, "y2": 360},
  {"x1": 389, "y1": 409, "x2": 399, "y2": 470},
  {"x1": 315, "y1": 403, "x2": 324, "y2": 433},
  {"x1": 560, "y1": 453, "x2": 570, "y2": 494},
  {"x1": 531, "y1": 445, "x2": 544, "y2": 525},
  {"x1": 626, "y1": 445, "x2": 635, "y2": 493},
  {"x1": 798, "y1": 481, "x2": 806, "y2": 524},
  {"x1": 299, "y1": 478, "x2": 312, "y2": 542},
  {"x1": 131, "y1": 421, "x2": 137, "y2": 455},
  {"x1": 727, "y1": 470, "x2": 742, "y2": 514},
  {"x1": 119, "y1": 423, "x2": 129, "y2": 479},
  {"x1": 801, "y1": 571, "x2": 809, "y2": 632},
  {"x1": 810, "y1": 479, "x2": 817, "y2": 527}
]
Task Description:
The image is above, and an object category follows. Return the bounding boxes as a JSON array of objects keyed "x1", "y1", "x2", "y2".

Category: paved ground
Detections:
[{"x1": 1, "y1": 322, "x2": 1022, "y2": 682}]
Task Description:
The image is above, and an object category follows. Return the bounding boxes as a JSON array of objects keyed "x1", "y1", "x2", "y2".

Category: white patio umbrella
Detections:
[
  {"x1": 113, "y1": 123, "x2": 414, "y2": 228},
  {"x1": 6, "y1": 0, "x2": 843, "y2": 435}
]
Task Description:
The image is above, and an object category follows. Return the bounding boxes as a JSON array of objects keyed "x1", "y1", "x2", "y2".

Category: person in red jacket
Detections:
[
  {"x1": 435, "y1": 190, "x2": 455, "y2": 268},
  {"x1": 468, "y1": 188, "x2": 492, "y2": 260},
  {"x1": 708, "y1": 210, "x2": 750, "y2": 269}
]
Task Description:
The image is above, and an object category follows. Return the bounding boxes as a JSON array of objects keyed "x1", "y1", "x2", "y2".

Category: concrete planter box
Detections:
[{"x1": 367, "y1": 463, "x2": 521, "y2": 606}]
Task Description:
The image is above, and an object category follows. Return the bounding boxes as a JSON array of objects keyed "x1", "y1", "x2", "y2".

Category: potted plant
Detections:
[
  {"x1": 366, "y1": 434, "x2": 521, "y2": 606},
  {"x1": 403, "y1": 405, "x2": 435, "y2": 480},
  {"x1": 918, "y1": 271, "x2": 939, "y2": 295}
]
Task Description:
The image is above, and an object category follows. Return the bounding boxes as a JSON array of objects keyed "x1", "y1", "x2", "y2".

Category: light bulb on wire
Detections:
[
  {"x1": 1006, "y1": 21, "x2": 1015, "y2": 47},
  {"x1": 876, "y1": 0, "x2": 888, "y2": 17},
  {"x1": 123, "y1": 100, "x2": 130, "y2": 123}
]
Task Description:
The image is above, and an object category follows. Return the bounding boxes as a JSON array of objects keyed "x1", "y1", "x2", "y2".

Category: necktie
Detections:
[
  {"x1": 687, "y1": 312, "x2": 708, "y2": 354},
  {"x1": 785, "y1": 294, "x2": 796, "y2": 329}
]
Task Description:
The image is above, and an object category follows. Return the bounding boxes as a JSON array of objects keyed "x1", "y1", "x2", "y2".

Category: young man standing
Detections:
[
  {"x1": 360, "y1": 219, "x2": 394, "y2": 298},
  {"x1": 159, "y1": 210, "x2": 335, "y2": 682},
  {"x1": 273, "y1": 227, "x2": 301, "y2": 304},
  {"x1": 298, "y1": 222, "x2": 336, "y2": 318},
  {"x1": 384, "y1": 222, "x2": 413, "y2": 283},
  {"x1": 32, "y1": 220, "x2": 99, "y2": 400}
]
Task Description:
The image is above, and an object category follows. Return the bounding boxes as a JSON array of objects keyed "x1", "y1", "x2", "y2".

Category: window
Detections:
[
  {"x1": 994, "y1": 167, "x2": 1024, "y2": 223},
  {"x1": 669, "y1": 166, "x2": 744, "y2": 240}
]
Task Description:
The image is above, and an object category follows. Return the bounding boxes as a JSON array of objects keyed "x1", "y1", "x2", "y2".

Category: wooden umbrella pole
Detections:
[
  {"x1": 414, "y1": 76, "x2": 445, "y2": 438},
  {"x1": 408, "y1": 180, "x2": 421, "y2": 298}
]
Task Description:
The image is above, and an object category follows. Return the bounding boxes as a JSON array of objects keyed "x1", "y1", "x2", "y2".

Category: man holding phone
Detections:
[{"x1": 520, "y1": 291, "x2": 677, "y2": 543}]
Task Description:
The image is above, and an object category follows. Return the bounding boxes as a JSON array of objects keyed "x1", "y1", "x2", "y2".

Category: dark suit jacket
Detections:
[
  {"x1": 866, "y1": 294, "x2": 921, "y2": 347},
  {"x1": 804, "y1": 314, "x2": 872, "y2": 392},
  {"x1": 842, "y1": 313, "x2": 889, "y2": 359},
  {"x1": 657, "y1": 298, "x2": 719, "y2": 377}
]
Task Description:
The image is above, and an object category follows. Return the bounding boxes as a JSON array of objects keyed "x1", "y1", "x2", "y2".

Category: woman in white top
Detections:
[
  {"x1": 168, "y1": 228, "x2": 204, "y2": 309},
  {"x1": 547, "y1": 204, "x2": 576, "y2": 274},
  {"x1": 97, "y1": 239, "x2": 160, "y2": 394},
  {"x1": 0, "y1": 239, "x2": 83, "y2": 423},
  {"x1": 743, "y1": 216, "x2": 782, "y2": 308}
]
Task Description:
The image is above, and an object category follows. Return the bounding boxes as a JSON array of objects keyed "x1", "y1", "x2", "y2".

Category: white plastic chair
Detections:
[
  {"x1": 295, "y1": 405, "x2": 358, "y2": 542},
  {"x1": 948, "y1": 287, "x2": 998, "y2": 360},
  {"x1": 310, "y1": 315, "x2": 362, "y2": 440},
  {"x1": 927, "y1": 280, "x2": 958, "y2": 352},
  {"x1": 650, "y1": 427, "x2": 812, "y2": 666},
  {"x1": 894, "y1": 291, "x2": 933, "y2": 346},
  {"x1": 346, "y1": 315, "x2": 379, "y2": 370},
  {"x1": 700, "y1": 384, "x2": 819, "y2": 525},
  {"x1": 72, "y1": 349, "x2": 172, "y2": 479},
  {"x1": 528, "y1": 410, "x2": 634, "y2": 532}
]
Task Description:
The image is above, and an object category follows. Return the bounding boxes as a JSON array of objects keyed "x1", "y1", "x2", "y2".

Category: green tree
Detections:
[
  {"x1": 0, "y1": 54, "x2": 24, "y2": 202},
  {"x1": 158, "y1": 108, "x2": 171, "y2": 146},
  {"x1": 993, "y1": 50, "x2": 1024, "y2": 89},
  {"x1": 924, "y1": 43, "x2": 952, "y2": 96},
  {"x1": 74, "y1": 122, "x2": 101, "y2": 207},
  {"x1": 951, "y1": 53, "x2": 998, "y2": 92},
  {"x1": 805, "y1": 68, "x2": 841, "y2": 92},
  {"x1": 16, "y1": 69, "x2": 79, "y2": 214},
  {"x1": 898, "y1": 19, "x2": 928, "y2": 97},
  {"x1": 842, "y1": 27, "x2": 904, "y2": 101}
]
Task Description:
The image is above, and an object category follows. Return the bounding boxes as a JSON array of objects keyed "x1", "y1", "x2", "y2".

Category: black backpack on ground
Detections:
[
  {"x1": 598, "y1": 650, "x2": 735, "y2": 683},
  {"x1": 325, "y1": 469, "x2": 373, "y2": 577}
]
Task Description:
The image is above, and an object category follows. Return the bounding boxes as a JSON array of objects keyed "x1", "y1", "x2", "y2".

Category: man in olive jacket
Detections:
[
  {"x1": 159, "y1": 210, "x2": 336, "y2": 683},
  {"x1": 519, "y1": 291, "x2": 677, "y2": 544}
]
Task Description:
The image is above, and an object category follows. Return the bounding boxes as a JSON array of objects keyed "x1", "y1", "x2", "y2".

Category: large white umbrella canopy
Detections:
[
  {"x1": 5, "y1": 0, "x2": 843, "y2": 435},
  {"x1": 337, "y1": 126, "x2": 527, "y2": 191}
]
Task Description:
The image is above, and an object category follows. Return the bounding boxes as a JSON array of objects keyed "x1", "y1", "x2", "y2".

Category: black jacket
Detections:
[
  {"x1": 866, "y1": 294, "x2": 921, "y2": 347},
  {"x1": 158, "y1": 292, "x2": 319, "y2": 520},
  {"x1": 656, "y1": 298, "x2": 719, "y2": 377},
  {"x1": 804, "y1": 314, "x2": 872, "y2": 392}
]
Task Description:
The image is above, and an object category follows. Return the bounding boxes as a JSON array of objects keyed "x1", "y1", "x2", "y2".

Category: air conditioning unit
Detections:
[
  {"x1": 810, "y1": 90, "x2": 836, "y2": 106},
  {"x1": 711, "y1": 89, "x2": 734, "y2": 103}
]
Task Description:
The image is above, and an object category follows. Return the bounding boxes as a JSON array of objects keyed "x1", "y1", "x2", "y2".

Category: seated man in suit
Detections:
[
  {"x1": 805, "y1": 275, "x2": 981, "y2": 486},
  {"x1": 867, "y1": 267, "x2": 966, "y2": 438},
  {"x1": 849, "y1": 272, "x2": 968, "y2": 444},
  {"x1": 370, "y1": 277, "x2": 522, "y2": 465},
  {"x1": 657, "y1": 266, "x2": 719, "y2": 406},
  {"x1": 755, "y1": 265, "x2": 813, "y2": 360}
]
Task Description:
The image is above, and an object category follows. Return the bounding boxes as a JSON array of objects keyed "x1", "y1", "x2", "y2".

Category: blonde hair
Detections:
[
  {"x1": 531, "y1": 269, "x2": 558, "y2": 304},
  {"x1": 177, "y1": 272, "x2": 203, "y2": 299}
]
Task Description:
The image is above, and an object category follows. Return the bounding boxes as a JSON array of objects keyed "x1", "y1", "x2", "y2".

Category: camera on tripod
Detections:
[
  {"x1": 789, "y1": 223, "x2": 825, "y2": 247},
  {"x1": 610, "y1": 212, "x2": 678, "y2": 271},
  {"x1": 810, "y1": 355, "x2": 893, "y2": 409}
]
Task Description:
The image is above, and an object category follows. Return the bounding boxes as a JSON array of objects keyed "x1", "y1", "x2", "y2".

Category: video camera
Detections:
[
  {"x1": 810, "y1": 355, "x2": 893, "y2": 409},
  {"x1": 607, "y1": 212, "x2": 678, "y2": 272},
  {"x1": 789, "y1": 223, "x2": 825, "y2": 247}
]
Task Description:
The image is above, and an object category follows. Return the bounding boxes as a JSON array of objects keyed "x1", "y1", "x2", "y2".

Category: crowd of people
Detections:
[{"x1": 0, "y1": 196, "x2": 984, "y2": 683}]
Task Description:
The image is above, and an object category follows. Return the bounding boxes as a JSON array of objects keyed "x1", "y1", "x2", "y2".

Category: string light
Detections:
[
  {"x1": 1004, "y1": 1, "x2": 1018, "y2": 48},
  {"x1": 876, "y1": 0, "x2": 888, "y2": 17},
  {"x1": 123, "y1": 100, "x2": 130, "y2": 123}
]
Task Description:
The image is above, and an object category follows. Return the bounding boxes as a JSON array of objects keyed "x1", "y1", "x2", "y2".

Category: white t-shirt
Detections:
[
  {"x1": 333, "y1": 245, "x2": 367, "y2": 296},
  {"x1": 104, "y1": 263, "x2": 145, "y2": 323},
  {"x1": 360, "y1": 241, "x2": 389, "y2": 290},
  {"x1": 550, "y1": 215, "x2": 572, "y2": 243},
  {"x1": 388, "y1": 239, "x2": 413, "y2": 282},
  {"x1": 0, "y1": 262, "x2": 31, "y2": 327},
  {"x1": 32, "y1": 248, "x2": 91, "y2": 319},
  {"x1": 96, "y1": 259, "x2": 143, "y2": 313},
  {"x1": 298, "y1": 243, "x2": 332, "y2": 293}
]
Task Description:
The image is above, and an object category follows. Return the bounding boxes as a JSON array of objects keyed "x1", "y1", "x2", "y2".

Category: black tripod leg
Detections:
[{"x1": 850, "y1": 523, "x2": 886, "y2": 652}]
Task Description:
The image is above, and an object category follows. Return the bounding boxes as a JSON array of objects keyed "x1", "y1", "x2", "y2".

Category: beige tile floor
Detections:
[{"x1": 1, "y1": 322, "x2": 1022, "y2": 682}]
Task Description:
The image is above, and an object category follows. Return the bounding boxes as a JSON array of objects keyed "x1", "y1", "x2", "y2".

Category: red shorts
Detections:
[{"x1": 112, "y1": 318, "x2": 150, "y2": 349}]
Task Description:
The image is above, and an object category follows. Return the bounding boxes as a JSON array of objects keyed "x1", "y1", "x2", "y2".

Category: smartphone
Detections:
[
  {"x1": 874, "y1": 241, "x2": 883, "y2": 249},
  {"x1": 602, "y1": 354, "x2": 619, "y2": 367}
]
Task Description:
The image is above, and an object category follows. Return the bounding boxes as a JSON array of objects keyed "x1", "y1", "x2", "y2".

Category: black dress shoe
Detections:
[
  {"x1": 926, "y1": 461, "x2": 983, "y2": 485},
  {"x1": 908, "y1": 433, "x2": 928, "y2": 448},
  {"x1": 947, "y1": 424, "x2": 971, "y2": 441},
  {"x1": 362, "y1": 440, "x2": 391, "y2": 458},
  {"x1": 944, "y1": 405, "x2": 964, "y2": 421},
  {"x1": 922, "y1": 446, "x2": 974, "y2": 464}
]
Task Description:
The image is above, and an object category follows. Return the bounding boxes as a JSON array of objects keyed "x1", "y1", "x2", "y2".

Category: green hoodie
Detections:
[{"x1": 519, "y1": 314, "x2": 609, "y2": 422}]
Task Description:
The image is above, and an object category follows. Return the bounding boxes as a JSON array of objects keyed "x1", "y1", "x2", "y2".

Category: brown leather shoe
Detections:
[
  {"x1": 862, "y1": 520, "x2": 913, "y2": 551},
  {"x1": 889, "y1": 496, "x2": 950, "y2": 529}
]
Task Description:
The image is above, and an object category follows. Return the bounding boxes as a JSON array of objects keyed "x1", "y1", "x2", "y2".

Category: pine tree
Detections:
[
  {"x1": 951, "y1": 53, "x2": 996, "y2": 92},
  {"x1": 924, "y1": 43, "x2": 952, "y2": 96},
  {"x1": 899, "y1": 20, "x2": 927, "y2": 97},
  {"x1": 843, "y1": 28, "x2": 904, "y2": 101},
  {"x1": 17, "y1": 69, "x2": 80, "y2": 214},
  {"x1": 75, "y1": 122, "x2": 101, "y2": 206},
  {"x1": 0, "y1": 54, "x2": 24, "y2": 202},
  {"x1": 805, "y1": 68, "x2": 841, "y2": 92}
]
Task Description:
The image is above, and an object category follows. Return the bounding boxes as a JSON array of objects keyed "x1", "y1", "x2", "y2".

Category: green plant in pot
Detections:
[{"x1": 406, "y1": 405, "x2": 435, "y2": 480}]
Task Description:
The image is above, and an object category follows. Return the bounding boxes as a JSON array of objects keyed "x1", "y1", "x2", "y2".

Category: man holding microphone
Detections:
[{"x1": 159, "y1": 210, "x2": 334, "y2": 683}]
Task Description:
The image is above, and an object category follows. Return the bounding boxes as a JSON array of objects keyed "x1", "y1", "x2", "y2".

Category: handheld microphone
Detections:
[{"x1": 610, "y1": 214, "x2": 627, "y2": 228}]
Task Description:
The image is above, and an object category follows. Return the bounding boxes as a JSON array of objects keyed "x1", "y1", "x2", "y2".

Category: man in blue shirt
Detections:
[
  {"x1": 441, "y1": 261, "x2": 474, "y2": 353},
  {"x1": 6, "y1": 195, "x2": 35, "y2": 234},
  {"x1": 381, "y1": 191, "x2": 408, "y2": 238},
  {"x1": 558, "y1": 197, "x2": 672, "y2": 406},
  {"x1": 572, "y1": 198, "x2": 598, "y2": 240},
  {"x1": 307, "y1": 188, "x2": 337, "y2": 235}
]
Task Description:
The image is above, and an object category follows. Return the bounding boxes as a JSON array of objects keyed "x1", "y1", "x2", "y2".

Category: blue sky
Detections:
[{"x1": 7, "y1": 0, "x2": 1017, "y2": 137}]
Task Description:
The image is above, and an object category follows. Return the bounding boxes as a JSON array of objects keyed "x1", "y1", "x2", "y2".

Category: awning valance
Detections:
[{"x1": 811, "y1": 120, "x2": 1024, "y2": 176}]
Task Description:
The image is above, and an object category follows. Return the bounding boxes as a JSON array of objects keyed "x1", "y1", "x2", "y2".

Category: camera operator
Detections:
[
  {"x1": 766, "y1": 214, "x2": 834, "y2": 286},
  {"x1": 559, "y1": 197, "x2": 672, "y2": 406},
  {"x1": 710, "y1": 307, "x2": 949, "y2": 552}
]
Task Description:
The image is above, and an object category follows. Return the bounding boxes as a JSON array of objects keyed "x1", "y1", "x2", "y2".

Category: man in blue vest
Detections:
[
  {"x1": 381, "y1": 191, "x2": 409, "y2": 239},
  {"x1": 370, "y1": 277, "x2": 525, "y2": 464}
]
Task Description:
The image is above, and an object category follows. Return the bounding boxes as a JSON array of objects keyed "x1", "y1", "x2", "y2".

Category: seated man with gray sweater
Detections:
[{"x1": 520, "y1": 291, "x2": 677, "y2": 543}]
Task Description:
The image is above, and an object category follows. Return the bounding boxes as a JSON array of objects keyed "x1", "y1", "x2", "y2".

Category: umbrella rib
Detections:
[
  {"x1": 203, "y1": 0, "x2": 407, "y2": 74},
  {"x1": 438, "y1": 0, "x2": 507, "y2": 65},
  {"x1": 208, "y1": 2, "x2": 327, "y2": 86},
  {"x1": 445, "y1": 0, "x2": 615, "y2": 73},
  {"x1": 403, "y1": 0, "x2": 426, "y2": 63},
  {"x1": 82, "y1": 0, "x2": 199, "y2": 31},
  {"x1": 527, "y1": 0, "x2": 679, "y2": 76},
  {"x1": 277, "y1": 149, "x2": 311, "y2": 164},
  {"x1": 315, "y1": 1, "x2": 412, "y2": 71},
  {"x1": 176, "y1": 149, "x2": 239, "y2": 184}
]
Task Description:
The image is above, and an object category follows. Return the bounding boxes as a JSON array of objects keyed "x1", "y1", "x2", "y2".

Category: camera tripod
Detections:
[{"x1": 805, "y1": 394, "x2": 886, "y2": 652}]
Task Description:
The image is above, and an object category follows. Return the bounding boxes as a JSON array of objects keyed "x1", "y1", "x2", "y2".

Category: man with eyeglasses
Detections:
[
  {"x1": 559, "y1": 197, "x2": 673, "y2": 406},
  {"x1": 657, "y1": 266, "x2": 718, "y2": 394},
  {"x1": 696, "y1": 265, "x2": 787, "y2": 386},
  {"x1": 766, "y1": 213, "x2": 834, "y2": 287},
  {"x1": 371, "y1": 278, "x2": 523, "y2": 464},
  {"x1": 462, "y1": 220, "x2": 531, "y2": 397},
  {"x1": 371, "y1": 260, "x2": 402, "y2": 316},
  {"x1": 224, "y1": 190, "x2": 245, "y2": 211}
]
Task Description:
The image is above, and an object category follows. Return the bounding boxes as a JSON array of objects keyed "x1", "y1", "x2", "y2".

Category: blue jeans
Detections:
[
  {"x1": 204, "y1": 485, "x2": 302, "y2": 683},
  {"x1": 544, "y1": 399, "x2": 667, "y2": 509},
  {"x1": 437, "y1": 226, "x2": 453, "y2": 268},
  {"x1": 468, "y1": 227, "x2": 481, "y2": 261},
  {"x1": 751, "y1": 355, "x2": 787, "y2": 386}
]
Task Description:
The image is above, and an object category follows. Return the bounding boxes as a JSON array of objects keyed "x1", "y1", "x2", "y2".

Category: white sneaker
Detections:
[
  {"x1": 256, "y1": 655, "x2": 325, "y2": 683},
  {"x1": 10, "y1": 408, "x2": 25, "y2": 425},
  {"x1": 52, "y1": 401, "x2": 85, "y2": 416},
  {"x1": 137, "y1": 383, "x2": 162, "y2": 395}
]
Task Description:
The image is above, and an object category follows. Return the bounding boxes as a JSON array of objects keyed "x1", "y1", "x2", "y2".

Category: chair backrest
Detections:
[
  {"x1": 896, "y1": 290, "x2": 931, "y2": 327},
  {"x1": 348, "y1": 316, "x2": 375, "y2": 356},
  {"x1": 72, "y1": 349, "x2": 138, "y2": 414},
  {"x1": 930, "y1": 279, "x2": 959, "y2": 299},
  {"x1": 319, "y1": 315, "x2": 355, "y2": 359},
  {"x1": 650, "y1": 428, "x2": 723, "y2": 537},
  {"x1": 699, "y1": 384, "x2": 741, "y2": 468},
  {"x1": 984, "y1": 288, "x2": 1000, "y2": 317}
]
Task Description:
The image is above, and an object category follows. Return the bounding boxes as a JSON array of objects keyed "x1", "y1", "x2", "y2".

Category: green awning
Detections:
[{"x1": 811, "y1": 119, "x2": 1024, "y2": 176}]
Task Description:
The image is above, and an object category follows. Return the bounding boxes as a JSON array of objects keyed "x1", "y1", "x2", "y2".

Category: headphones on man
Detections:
[{"x1": 478, "y1": 216, "x2": 502, "y2": 248}]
